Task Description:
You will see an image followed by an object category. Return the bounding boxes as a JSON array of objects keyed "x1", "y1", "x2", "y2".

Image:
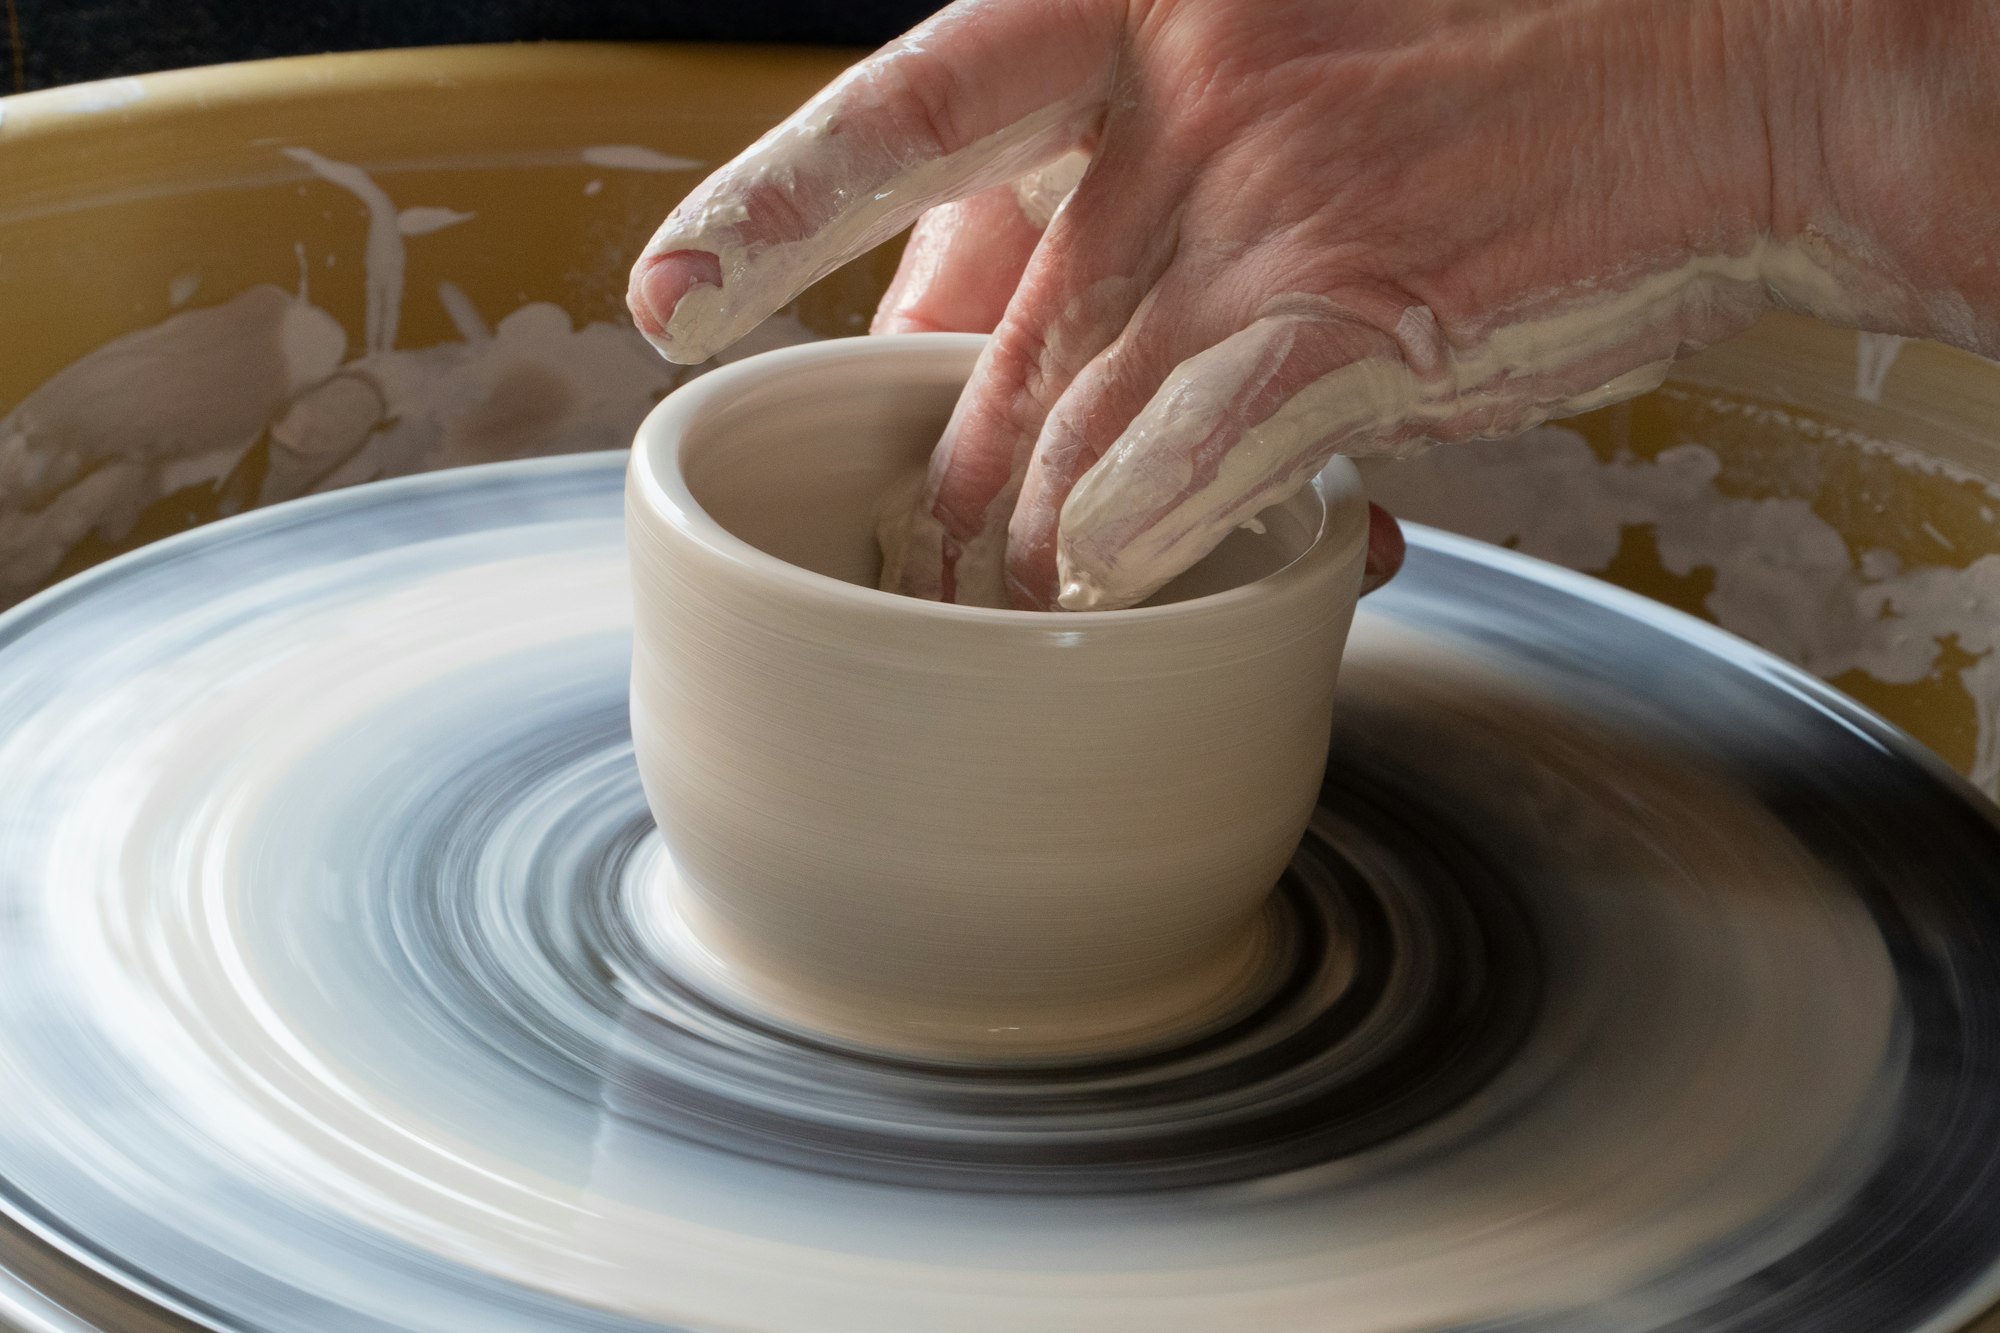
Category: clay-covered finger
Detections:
[
  {"x1": 627, "y1": 1, "x2": 1116, "y2": 364},
  {"x1": 1051, "y1": 241, "x2": 1808, "y2": 612},
  {"x1": 998, "y1": 257, "x2": 1343, "y2": 608},
  {"x1": 1052, "y1": 269, "x2": 1730, "y2": 611},
  {"x1": 997, "y1": 293, "x2": 1205, "y2": 608},
  {"x1": 1004, "y1": 318, "x2": 1407, "y2": 607},
  {"x1": 1051, "y1": 311, "x2": 1423, "y2": 611},
  {"x1": 880, "y1": 150, "x2": 1182, "y2": 606}
]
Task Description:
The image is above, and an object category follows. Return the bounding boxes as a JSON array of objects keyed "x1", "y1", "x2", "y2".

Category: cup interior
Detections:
[{"x1": 664, "y1": 337, "x2": 1328, "y2": 607}]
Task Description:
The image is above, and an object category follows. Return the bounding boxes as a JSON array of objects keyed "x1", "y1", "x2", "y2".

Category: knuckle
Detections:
[
  {"x1": 867, "y1": 50, "x2": 965, "y2": 163},
  {"x1": 984, "y1": 321, "x2": 1064, "y2": 439}
]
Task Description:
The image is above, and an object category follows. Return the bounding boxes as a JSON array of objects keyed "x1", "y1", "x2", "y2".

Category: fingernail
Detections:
[{"x1": 629, "y1": 249, "x2": 723, "y2": 338}]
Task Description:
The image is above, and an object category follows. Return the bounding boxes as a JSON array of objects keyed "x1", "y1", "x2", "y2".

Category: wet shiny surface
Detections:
[{"x1": 1, "y1": 453, "x2": 1998, "y2": 1330}]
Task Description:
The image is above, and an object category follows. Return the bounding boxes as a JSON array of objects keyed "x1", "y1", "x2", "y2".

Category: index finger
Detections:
[{"x1": 628, "y1": 0, "x2": 1118, "y2": 364}]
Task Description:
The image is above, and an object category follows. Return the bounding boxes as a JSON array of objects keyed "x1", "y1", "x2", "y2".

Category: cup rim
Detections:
[{"x1": 628, "y1": 333, "x2": 1367, "y2": 626}]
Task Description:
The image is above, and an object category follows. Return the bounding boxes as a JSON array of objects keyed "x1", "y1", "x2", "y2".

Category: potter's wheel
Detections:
[{"x1": 3, "y1": 455, "x2": 2000, "y2": 1332}]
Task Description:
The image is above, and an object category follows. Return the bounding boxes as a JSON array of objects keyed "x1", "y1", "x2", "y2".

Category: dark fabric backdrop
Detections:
[{"x1": 3, "y1": 0, "x2": 945, "y2": 92}]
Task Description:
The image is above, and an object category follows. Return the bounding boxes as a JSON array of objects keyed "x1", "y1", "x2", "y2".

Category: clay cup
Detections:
[{"x1": 627, "y1": 334, "x2": 1369, "y2": 1060}]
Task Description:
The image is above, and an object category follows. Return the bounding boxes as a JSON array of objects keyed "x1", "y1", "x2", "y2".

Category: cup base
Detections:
[{"x1": 634, "y1": 849, "x2": 1292, "y2": 1065}]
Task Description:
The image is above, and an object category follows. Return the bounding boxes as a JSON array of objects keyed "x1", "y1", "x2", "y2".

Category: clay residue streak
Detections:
[
  {"x1": 1372, "y1": 424, "x2": 2000, "y2": 796},
  {"x1": 0, "y1": 148, "x2": 820, "y2": 608}
]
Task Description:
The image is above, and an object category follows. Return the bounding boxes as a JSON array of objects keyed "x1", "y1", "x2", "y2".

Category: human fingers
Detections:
[
  {"x1": 1361, "y1": 504, "x2": 1405, "y2": 595},
  {"x1": 1024, "y1": 307, "x2": 1402, "y2": 612},
  {"x1": 1049, "y1": 250, "x2": 1784, "y2": 613},
  {"x1": 1011, "y1": 331, "x2": 1408, "y2": 607},
  {"x1": 1000, "y1": 264, "x2": 1396, "y2": 608},
  {"x1": 627, "y1": 0, "x2": 1117, "y2": 364},
  {"x1": 881, "y1": 147, "x2": 1185, "y2": 606},
  {"x1": 872, "y1": 152, "x2": 1090, "y2": 336}
]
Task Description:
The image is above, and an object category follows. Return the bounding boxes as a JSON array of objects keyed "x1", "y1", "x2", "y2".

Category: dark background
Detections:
[{"x1": 3, "y1": 0, "x2": 945, "y2": 92}]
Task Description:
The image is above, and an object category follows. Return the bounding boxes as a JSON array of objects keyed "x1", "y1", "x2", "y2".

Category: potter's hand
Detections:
[{"x1": 630, "y1": 0, "x2": 2000, "y2": 610}]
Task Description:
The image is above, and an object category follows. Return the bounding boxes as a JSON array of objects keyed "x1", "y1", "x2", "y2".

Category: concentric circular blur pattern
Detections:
[{"x1": 0, "y1": 453, "x2": 1998, "y2": 1331}]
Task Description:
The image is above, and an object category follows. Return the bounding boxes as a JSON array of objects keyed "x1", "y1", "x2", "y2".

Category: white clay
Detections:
[
  {"x1": 581, "y1": 145, "x2": 704, "y2": 172},
  {"x1": 0, "y1": 148, "x2": 822, "y2": 608},
  {"x1": 1013, "y1": 149, "x2": 1090, "y2": 229}
]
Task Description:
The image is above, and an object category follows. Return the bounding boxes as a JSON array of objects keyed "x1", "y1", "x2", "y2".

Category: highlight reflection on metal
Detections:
[{"x1": 0, "y1": 453, "x2": 1998, "y2": 1331}]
